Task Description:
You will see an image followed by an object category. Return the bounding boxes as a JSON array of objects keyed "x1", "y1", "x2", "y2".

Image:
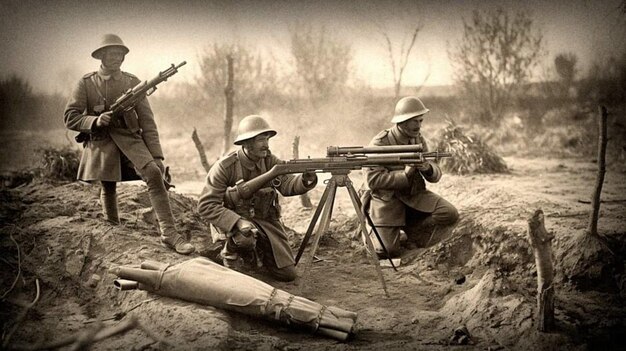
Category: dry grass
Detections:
[
  {"x1": 37, "y1": 146, "x2": 80, "y2": 181},
  {"x1": 435, "y1": 120, "x2": 509, "y2": 175}
]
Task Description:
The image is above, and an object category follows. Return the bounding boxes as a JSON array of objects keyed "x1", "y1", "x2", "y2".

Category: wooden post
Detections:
[
  {"x1": 222, "y1": 55, "x2": 235, "y2": 156},
  {"x1": 191, "y1": 128, "x2": 211, "y2": 173},
  {"x1": 587, "y1": 106, "x2": 608, "y2": 237},
  {"x1": 527, "y1": 209, "x2": 555, "y2": 332},
  {"x1": 293, "y1": 136, "x2": 313, "y2": 208}
]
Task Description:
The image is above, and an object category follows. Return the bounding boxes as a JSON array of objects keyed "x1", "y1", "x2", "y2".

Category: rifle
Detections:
[
  {"x1": 226, "y1": 146, "x2": 451, "y2": 203},
  {"x1": 75, "y1": 61, "x2": 187, "y2": 143}
]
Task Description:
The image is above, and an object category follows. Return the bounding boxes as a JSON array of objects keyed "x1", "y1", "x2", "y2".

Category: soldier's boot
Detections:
[
  {"x1": 100, "y1": 181, "x2": 120, "y2": 225},
  {"x1": 220, "y1": 244, "x2": 244, "y2": 271},
  {"x1": 141, "y1": 161, "x2": 195, "y2": 255}
]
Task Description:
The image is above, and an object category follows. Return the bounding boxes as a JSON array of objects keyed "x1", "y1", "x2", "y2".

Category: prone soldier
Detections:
[{"x1": 197, "y1": 115, "x2": 317, "y2": 281}]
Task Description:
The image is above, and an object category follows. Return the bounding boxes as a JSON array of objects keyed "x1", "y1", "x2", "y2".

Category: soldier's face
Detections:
[
  {"x1": 101, "y1": 47, "x2": 126, "y2": 70},
  {"x1": 398, "y1": 115, "x2": 424, "y2": 138},
  {"x1": 244, "y1": 133, "x2": 271, "y2": 160}
]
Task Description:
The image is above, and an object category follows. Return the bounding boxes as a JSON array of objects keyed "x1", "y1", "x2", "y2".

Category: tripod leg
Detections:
[
  {"x1": 348, "y1": 185, "x2": 397, "y2": 270},
  {"x1": 346, "y1": 182, "x2": 390, "y2": 298},
  {"x1": 295, "y1": 179, "x2": 334, "y2": 265},
  {"x1": 297, "y1": 179, "x2": 337, "y2": 288}
]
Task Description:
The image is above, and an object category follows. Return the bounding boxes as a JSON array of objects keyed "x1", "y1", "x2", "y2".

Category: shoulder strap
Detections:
[
  {"x1": 386, "y1": 129, "x2": 398, "y2": 145},
  {"x1": 234, "y1": 154, "x2": 244, "y2": 182}
]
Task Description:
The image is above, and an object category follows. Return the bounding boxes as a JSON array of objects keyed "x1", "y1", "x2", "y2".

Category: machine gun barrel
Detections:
[
  {"x1": 327, "y1": 145, "x2": 425, "y2": 156},
  {"x1": 229, "y1": 150, "x2": 452, "y2": 201}
]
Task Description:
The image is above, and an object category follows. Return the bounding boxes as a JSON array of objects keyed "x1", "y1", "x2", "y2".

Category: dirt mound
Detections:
[{"x1": 2, "y1": 156, "x2": 625, "y2": 350}]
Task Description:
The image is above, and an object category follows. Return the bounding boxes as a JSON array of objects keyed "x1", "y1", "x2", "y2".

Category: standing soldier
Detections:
[
  {"x1": 362, "y1": 96, "x2": 459, "y2": 258},
  {"x1": 64, "y1": 34, "x2": 194, "y2": 255},
  {"x1": 197, "y1": 115, "x2": 317, "y2": 282}
]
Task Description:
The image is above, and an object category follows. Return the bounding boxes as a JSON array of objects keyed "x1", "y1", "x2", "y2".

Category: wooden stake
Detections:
[
  {"x1": 587, "y1": 106, "x2": 608, "y2": 237},
  {"x1": 292, "y1": 136, "x2": 313, "y2": 208},
  {"x1": 527, "y1": 209, "x2": 555, "y2": 332},
  {"x1": 223, "y1": 55, "x2": 235, "y2": 156},
  {"x1": 191, "y1": 128, "x2": 211, "y2": 173}
]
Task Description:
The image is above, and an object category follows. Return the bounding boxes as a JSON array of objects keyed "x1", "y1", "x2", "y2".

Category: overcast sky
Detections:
[{"x1": 1, "y1": 0, "x2": 625, "y2": 94}]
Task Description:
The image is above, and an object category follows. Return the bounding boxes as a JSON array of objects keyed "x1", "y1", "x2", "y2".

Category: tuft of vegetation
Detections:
[
  {"x1": 435, "y1": 120, "x2": 509, "y2": 175},
  {"x1": 37, "y1": 146, "x2": 80, "y2": 182}
]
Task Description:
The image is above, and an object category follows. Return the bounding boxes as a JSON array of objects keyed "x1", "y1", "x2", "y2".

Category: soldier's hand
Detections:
[
  {"x1": 235, "y1": 218, "x2": 255, "y2": 234},
  {"x1": 302, "y1": 172, "x2": 317, "y2": 187},
  {"x1": 414, "y1": 162, "x2": 432, "y2": 173},
  {"x1": 154, "y1": 158, "x2": 165, "y2": 174},
  {"x1": 96, "y1": 112, "x2": 112, "y2": 127}
]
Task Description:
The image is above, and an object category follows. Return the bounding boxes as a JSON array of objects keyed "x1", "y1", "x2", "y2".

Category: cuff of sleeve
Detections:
[
  {"x1": 420, "y1": 163, "x2": 434, "y2": 177},
  {"x1": 216, "y1": 210, "x2": 241, "y2": 233},
  {"x1": 301, "y1": 175, "x2": 318, "y2": 190},
  {"x1": 147, "y1": 146, "x2": 164, "y2": 160},
  {"x1": 424, "y1": 164, "x2": 442, "y2": 183},
  {"x1": 81, "y1": 115, "x2": 99, "y2": 133},
  {"x1": 293, "y1": 174, "x2": 317, "y2": 194}
]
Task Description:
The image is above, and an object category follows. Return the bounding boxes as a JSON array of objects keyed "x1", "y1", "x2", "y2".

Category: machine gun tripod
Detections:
[{"x1": 294, "y1": 169, "x2": 396, "y2": 298}]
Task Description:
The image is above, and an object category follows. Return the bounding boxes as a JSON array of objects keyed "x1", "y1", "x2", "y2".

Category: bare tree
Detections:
[
  {"x1": 354, "y1": 0, "x2": 430, "y2": 100},
  {"x1": 379, "y1": 24, "x2": 424, "y2": 100},
  {"x1": 449, "y1": 8, "x2": 544, "y2": 125},
  {"x1": 197, "y1": 43, "x2": 279, "y2": 120},
  {"x1": 289, "y1": 25, "x2": 353, "y2": 106}
]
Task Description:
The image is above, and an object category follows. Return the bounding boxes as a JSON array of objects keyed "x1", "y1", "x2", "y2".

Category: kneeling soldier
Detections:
[
  {"x1": 362, "y1": 96, "x2": 459, "y2": 258},
  {"x1": 198, "y1": 115, "x2": 317, "y2": 281}
]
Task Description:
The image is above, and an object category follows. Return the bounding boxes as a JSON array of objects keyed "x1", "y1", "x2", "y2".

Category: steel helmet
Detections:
[
  {"x1": 233, "y1": 115, "x2": 277, "y2": 145},
  {"x1": 391, "y1": 96, "x2": 430, "y2": 123},
  {"x1": 91, "y1": 34, "x2": 130, "y2": 59}
]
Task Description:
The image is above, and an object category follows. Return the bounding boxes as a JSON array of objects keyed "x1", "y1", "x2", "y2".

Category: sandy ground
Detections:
[{"x1": 1, "y1": 145, "x2": 625, "y2": 350}]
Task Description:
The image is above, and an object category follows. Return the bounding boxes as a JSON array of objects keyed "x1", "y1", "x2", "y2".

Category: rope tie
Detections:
[{"x1": 154, "y1": 264, "x2": 171, "y2": 291}]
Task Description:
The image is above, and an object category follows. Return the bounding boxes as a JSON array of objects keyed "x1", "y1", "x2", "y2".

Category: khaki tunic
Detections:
[
  {"x1": 363, "y1": 126, "x2": 443, "y2": 226},
  {"x1": 64, "y1": 67, "x2": 164, "y2": 182},
  {"x1": 198, "y1": 149, "x2": 315, "y2": 269}
]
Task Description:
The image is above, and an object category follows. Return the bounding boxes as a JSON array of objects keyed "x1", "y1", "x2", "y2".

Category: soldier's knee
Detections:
[
  {"x1": 138, "y1": 161, "x2": 163, "y2": 186},
  {"x1": 448, "y1": 206, "x2": 459, "y2": 224},
  {"x1": 433, "y1": 203, "x2": 459, "y2": 225}
]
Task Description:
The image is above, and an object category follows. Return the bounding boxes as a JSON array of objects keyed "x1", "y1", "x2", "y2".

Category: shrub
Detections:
[{"x1": 435, "y1": 120, "x2": 509, "y2": 175}]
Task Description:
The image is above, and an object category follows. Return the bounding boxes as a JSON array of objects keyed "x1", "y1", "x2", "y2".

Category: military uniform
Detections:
[
  {"x1": 363, "y1": 125, "x2": 458, "y2": 256},
  {"x1": 64, "y1": 67, "x2": 163, "y2": 181},
  {"x1": 62, "y1": 32, "x2": 194, "y2": 255},
  {"x1": 198, "y1": 149, "x2": 316, "y2": 278}
]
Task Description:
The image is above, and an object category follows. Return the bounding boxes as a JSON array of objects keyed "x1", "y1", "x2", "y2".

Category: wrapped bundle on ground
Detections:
[{"x1": 110, "y1": 257, "x2": 357, "y2": 341}]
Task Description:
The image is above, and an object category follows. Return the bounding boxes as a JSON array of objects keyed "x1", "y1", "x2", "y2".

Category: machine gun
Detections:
[
  {"x1": 75, "y1": 61, "x2": 187, "y2": 143},
  {"x1": 225, "y1": 145, "x2": 451, "y2": 297},
  {"x1": 227, "y1": 146, "x2": 451, "y2": 203}
]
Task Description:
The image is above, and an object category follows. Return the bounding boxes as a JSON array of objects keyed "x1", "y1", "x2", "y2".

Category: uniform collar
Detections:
[
  {"x1": 390, "y1": 125, "x2": 419, "y2": 145},
  {"x1": 237, "y1": 149, "x2": 265, "y2": 171},
  {"x1": 97, "y1": 66, "x2": 123, "y2": 81}
]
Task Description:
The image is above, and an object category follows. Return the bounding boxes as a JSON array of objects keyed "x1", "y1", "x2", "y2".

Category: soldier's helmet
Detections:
[
  {"x1": 91, "y1": 34, "x2": 130, "y2": 59},
  {"x1": 391, "y1": 96, "x2": 430, "y2": 123},
  {"x1": 234, "y1": 115, "x2": 277, "y2": 145}
]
